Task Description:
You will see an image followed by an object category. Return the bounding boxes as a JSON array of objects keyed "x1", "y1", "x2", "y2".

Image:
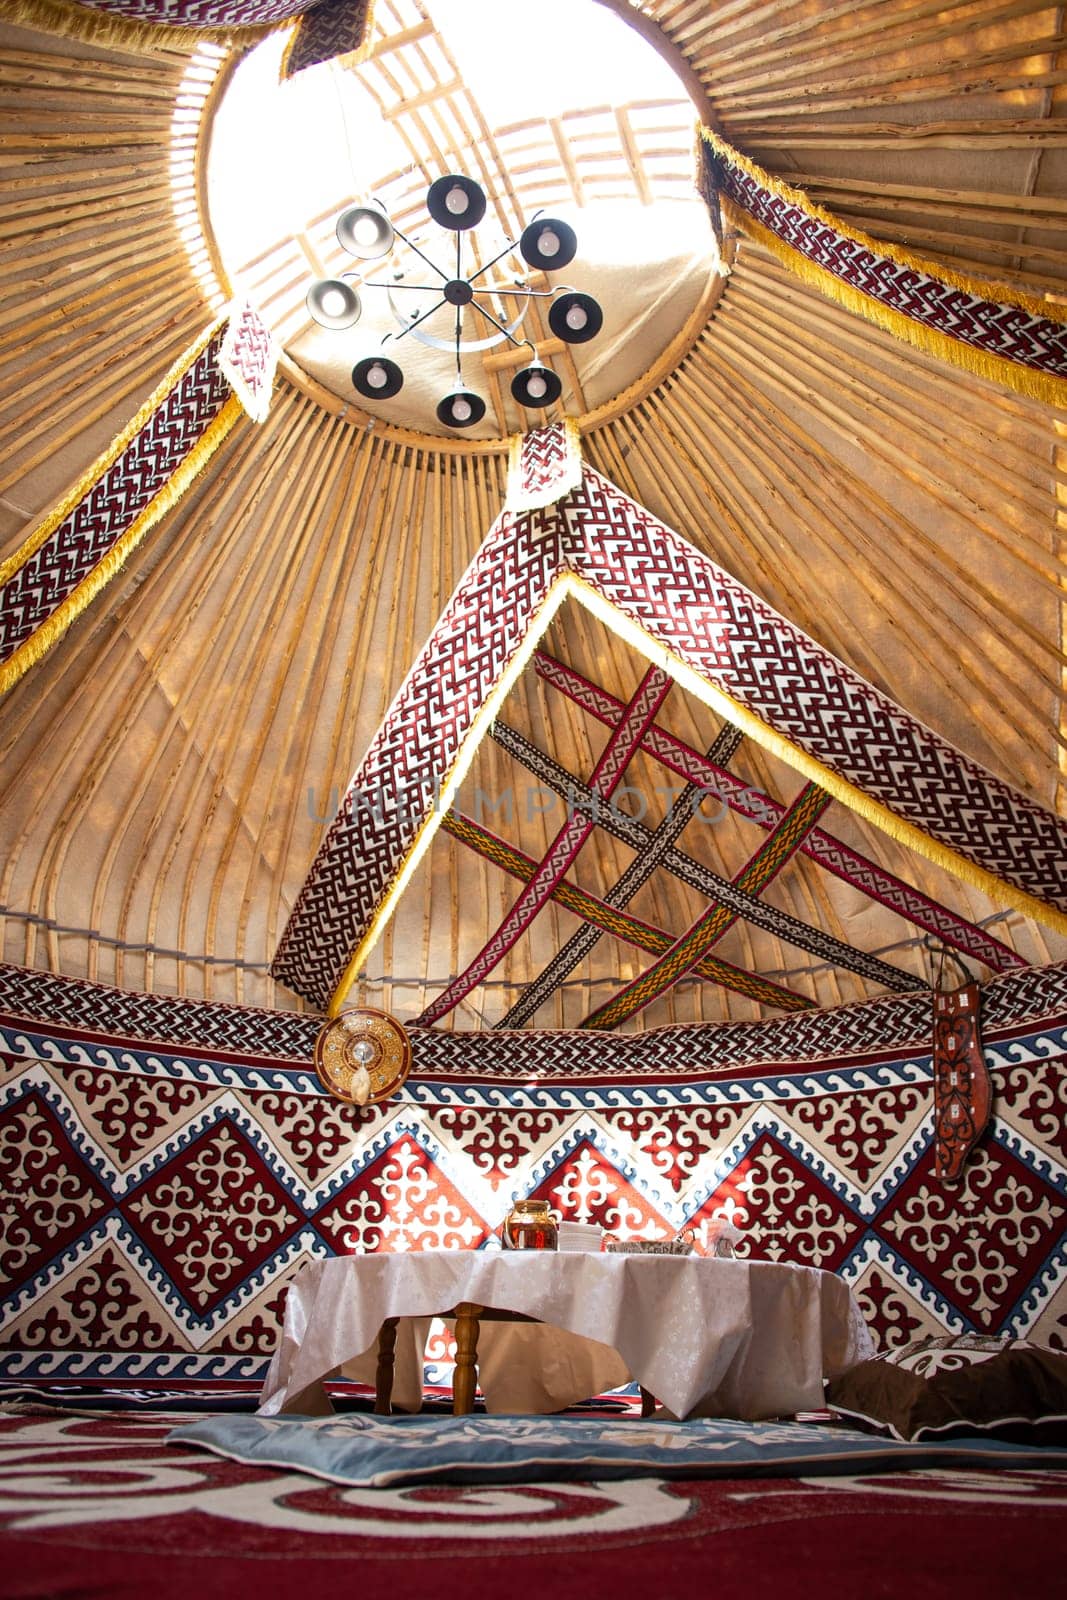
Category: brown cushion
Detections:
[{"x1": 825, "y1": 1333, "x2": 1067, "y2": 1443}]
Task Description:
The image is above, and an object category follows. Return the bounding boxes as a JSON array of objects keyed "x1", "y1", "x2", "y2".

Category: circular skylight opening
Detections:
[{"x1": 205, "y1": 0, "x2": 720, "y2": 439}]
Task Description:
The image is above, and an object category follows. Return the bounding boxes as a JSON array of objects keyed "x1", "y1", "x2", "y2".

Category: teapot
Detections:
[{"x1": 502, "y1": 1198, "x2": 560, "y2": 1251}]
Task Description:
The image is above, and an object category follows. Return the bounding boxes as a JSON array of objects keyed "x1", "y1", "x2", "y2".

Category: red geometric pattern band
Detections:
[
  {"x1": 415, "y1": 665, "x2": 673, "y2": 1025},
  {"x1": 491, "y1": 718, "x2": 925, "y2": 999},
  {"x1": 440, "y1": 808, "x2": 812, "y2": 1014},
  {"x1": 0, "y1": 955, "x2": 1064, "y2": 1078},
  {"x1": 531, "y1": 651, "x2": 1025, "y2": 977},
  {"x1": 505, "y1": 418, "x2": 583, "y2": 513},
  {"x1": 701, "y1": 131, "x2": 1067, "y2": 405},
  {"x1": 53, "y1": 1, "x2": 313, "y2": 24},
  {"x1": 0, "y1": 303, "x2": 274, "y2": 700},
  {"x1": 25, "y1": 2, "x2": 373, "y2": 82},
  {"x1": 582, "y1": 782, "x2": 832, "y2": 1029},
  {"x1": 272, "y1": 431, "x2": 1065, "y2": 1009},
  {"x1": 281, "y1": 0, "x2": 373, "y2": 78}
]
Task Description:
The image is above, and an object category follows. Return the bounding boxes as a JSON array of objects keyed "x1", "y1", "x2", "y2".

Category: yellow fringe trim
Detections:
[
  {"x1": 726, "y1": 202, "x2": 1067, "y2": 409},
  {"x1": 327, "y1": 568, "x2": 575, "y2": 1015},
  {"x1": 0, "y1": 316, "x2": 225, "y2": 591},
  {"x1": 0, "y1": 395, "x2": 242, "y2": 701},
  {"x1": 279, "y1": 0, "x2": 376, "y2": 79},
  {"x1": 327, "y1": 553, "x2": 1067, "y2": 1016},
  {"x1": 561, "y1": 574, "x2": 1067, "y2": 942},
  {"x1": 703, "y1": 128, "x2": 1067, "y2": 322},
  {"x1": 702, "y1": 130, "x2": 1067, "y2": 408},
  {"x1": 505, "y1": 417, "x2": 583, "y2": 514},
  {"x1": 2, "y1": 0, "x2": 279, "y2": 52}
]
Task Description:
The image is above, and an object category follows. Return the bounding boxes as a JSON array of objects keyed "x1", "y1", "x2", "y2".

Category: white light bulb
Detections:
[
  {"x1": 322, "y1": 288, "x2": 348, "y2": 317},
  {"x1": 366, "y1": 363, "x2": 388, "y2": 390},
  {"x1": 452, "y1": 397, "x2": 472, "y2": 421},
  {"x1": 565, "y1": 303, "x2": 588, "y2": 331},
  {"x1": 539, "y1": 228, "x2": 560, "y2": 257},
  {"x1": 526, "y1": 372, "x2": 548, "y2": 398},
  {"x1": 353, "y1": 215, "x2": 381, "y2": 247},
  {"x1": 445, "y1": 185, "x2": 469, "y2": 216}
]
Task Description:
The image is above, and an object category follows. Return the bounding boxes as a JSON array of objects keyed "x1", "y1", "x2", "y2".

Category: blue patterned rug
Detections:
[{"x1": 169, "y1": 1412, "x2": 1067, "y2": 1489}]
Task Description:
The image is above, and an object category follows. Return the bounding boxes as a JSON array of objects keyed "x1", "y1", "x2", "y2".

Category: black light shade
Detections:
[
  {"x1": 426, "y1": 174, "x2": 486, "y2": 231},
  {"x1": 511, "y1": 362, "x2": 562, "y2": 409},
  {"x1": 436, "y1": 385, "x2": 486, "y2": 428},
  {"x1": 520, "y1": 217, "x2": 577, "y2": 271},
  {"x1": 548, "y1": 291, "x2": 603, "y2": 344},
  {"x1": 336, "y1": 205, "x2": 394, "y2": 260},
  {"x1": 352, "y1": 356, "x2": 404, "y2": 400},
  {"x1": 306, "y1": 278, "x2": 362, "y2": 330}
]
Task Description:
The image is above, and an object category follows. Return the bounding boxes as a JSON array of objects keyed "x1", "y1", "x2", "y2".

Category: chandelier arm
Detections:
[
  {"x1": 387, "y1": 220, "x2": 450, "y2": 282},
  {"x1": 388, "y1": 295, "x2": 449, "y2": 343},
  {"x1": 468, "y1": 297, "x2": 534, "y2": 351},
  {"x1": 467, "y1": 238, "x2": 522, "y2": 286},
  {"x1": 467, "y1": 210, "x2": 542, "y2": 286},
  {"x1": 491, "y1": 283, "x2": 575, "y2": 298},
  {"x1": 362, "y1": 280, "x2": 443, "y2": 292}
]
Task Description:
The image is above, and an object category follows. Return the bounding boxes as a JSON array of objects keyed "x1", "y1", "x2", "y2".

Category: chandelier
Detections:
[{"x1": 305, "y1": 174, "x2": 604, "y2": 429}]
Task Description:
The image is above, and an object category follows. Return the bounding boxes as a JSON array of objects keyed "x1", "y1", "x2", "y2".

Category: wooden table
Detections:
[
  {"x1": 259, "y1": 1249, "x2": 875, "y2": 1422},
  {"x1": 374, "y1": 1302, "x2": 546, "y2": 1415}
]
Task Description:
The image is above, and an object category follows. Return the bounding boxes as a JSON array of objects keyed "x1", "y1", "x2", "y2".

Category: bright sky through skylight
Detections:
[{"x1": 427, "y1": 0, "x2": 690, "y2": 123}]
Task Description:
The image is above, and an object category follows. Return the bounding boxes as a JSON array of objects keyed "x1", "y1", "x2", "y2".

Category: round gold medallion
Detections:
[{"x1": 314, "y1": 1007, "x2": 412, "y2": 1106}]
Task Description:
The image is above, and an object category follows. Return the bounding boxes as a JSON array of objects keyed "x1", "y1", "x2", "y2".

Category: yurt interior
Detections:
[{"x1": 1, "y1": 1, "x2": 1066, "y2": 1594}]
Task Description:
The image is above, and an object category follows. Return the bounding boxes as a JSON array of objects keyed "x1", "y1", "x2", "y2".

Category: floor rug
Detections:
[
  {"x1": 169, "y1": 1409, "x2": 1067, "y2": 1489},
  {"x1": 2, "y1": 1412, "x2": 1065, "y2": 1600}
]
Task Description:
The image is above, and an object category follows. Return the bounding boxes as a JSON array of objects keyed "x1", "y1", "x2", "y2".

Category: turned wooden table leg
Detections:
[
  {"x1": 374, "y1": 1317, "x2": 399, "y2": 1414},
  {"x1": 452, "y1": 1301, "x2": 482, "y2": 1415}
]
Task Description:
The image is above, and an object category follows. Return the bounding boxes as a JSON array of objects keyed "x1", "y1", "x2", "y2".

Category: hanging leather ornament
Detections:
[{"x1": 930, "y1": 946, "x2": 991, "y2": 1184}]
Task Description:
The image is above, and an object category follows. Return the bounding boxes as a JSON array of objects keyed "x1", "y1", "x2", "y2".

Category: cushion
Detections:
[{"x1": 825, "y1": 1333, "x2": 1067, "y2": 1444}]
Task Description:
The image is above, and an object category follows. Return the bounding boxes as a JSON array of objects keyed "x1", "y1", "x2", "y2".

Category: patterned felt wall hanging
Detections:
[
  {"x1": 272, "y1": 427, "x2": 1067, "y2": 1012},
  {"x1": 4, "y1": 0, "x2": 373, "y2": 76},
  {"x1": 699, "y1": 130, "x2": 1067, "y2": 408},
  {"x1": 0, "y1": 301, "x2": 275, "y2": 701},
  {"x1": 1, "y1": 959, "x2": 1064, "y2": 1385}
]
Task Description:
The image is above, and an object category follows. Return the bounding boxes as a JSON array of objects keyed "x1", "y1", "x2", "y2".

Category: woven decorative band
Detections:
[
  {"x1": 14, "y1": 0, "x2": 374, "y2": 76},
  {"x1": 492, "y1": 719, "x2": 924, "y2": 1000},
  {"x1": 581, "y1": 782, "x2": 832, "y2": 1029},
  {"x1": 505, "y1": 419, "x2": 583, "y2": 513},
  {"x1": 497, "y1": 722, "x2": 746, "y2": 1028},
  {"x1": 1, "y1": 956, "x2": 1065, "y2": 1079},
  {"x1": 415, "y1": 665, "x2": 673, "y2": 1025},
  {"x1": 531, "y1": 650, "x2": 1023, "y2": 977},
  {"x1": 0, "y1": 302, "x2": 275, "y2": 700},
  {"x1": 440, "y1": 809, "x2": 811, "y2": 1015},
  {"x1": 272, "y1": 429, "x2": 1066, "y2": 1010},
  {"x1": 700, "y1": 130, "x2": 1067, "y2": 407}
]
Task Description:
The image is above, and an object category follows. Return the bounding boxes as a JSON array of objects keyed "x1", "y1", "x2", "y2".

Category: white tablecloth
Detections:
[{"x1": 259, "y1": 1250, "x2": 874, "y2": 1422}]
